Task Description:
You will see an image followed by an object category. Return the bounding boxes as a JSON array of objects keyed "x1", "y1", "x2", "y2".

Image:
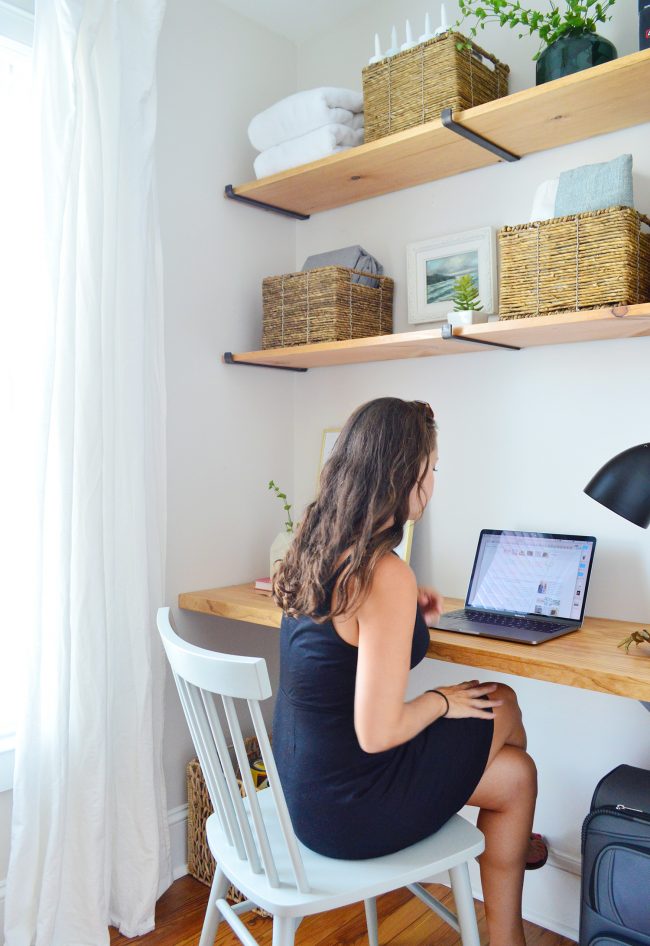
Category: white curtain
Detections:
[{"x1": 4, "y1": 0, "x2": 171, "y2": 943}]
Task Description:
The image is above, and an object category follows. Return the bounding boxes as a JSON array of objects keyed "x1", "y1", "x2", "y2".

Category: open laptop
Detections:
[{"x1": 433, "y1": 530, "x2": 597, "y2": 645}]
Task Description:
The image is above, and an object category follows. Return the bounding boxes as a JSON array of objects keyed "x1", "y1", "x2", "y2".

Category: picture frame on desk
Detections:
[
  {"x1": 319, "y1": 426, "x2": 414, "y2": 564},
  {"x1": 406, "y1": 226, "x2": 496, "y2": 324}
]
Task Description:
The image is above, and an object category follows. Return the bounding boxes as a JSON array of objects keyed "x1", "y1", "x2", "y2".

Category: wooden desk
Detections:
[{"x1": 179, "y1": 584, "x2": 650, "y2": 701}]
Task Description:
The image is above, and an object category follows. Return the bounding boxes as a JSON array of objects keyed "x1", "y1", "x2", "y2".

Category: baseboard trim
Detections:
[
  {"x1": 168, "y1": 803, "x2": 189, "y2": 881},
  {"x1": 522, "y1": 904, "x2": 578, "y2": 942},
  {"x1": 547, "y1": 847, "x2": 581, "y2": 876}
]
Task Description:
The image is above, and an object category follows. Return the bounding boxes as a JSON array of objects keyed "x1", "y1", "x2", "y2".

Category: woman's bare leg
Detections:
[{"x1": 466, "y1": 684, "x2": 537, "y2": 946}]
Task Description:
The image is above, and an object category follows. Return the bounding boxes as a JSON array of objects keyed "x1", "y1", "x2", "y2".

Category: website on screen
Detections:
[{"x1": 467, "y1": 533, "x2": 595, "y2": 620}]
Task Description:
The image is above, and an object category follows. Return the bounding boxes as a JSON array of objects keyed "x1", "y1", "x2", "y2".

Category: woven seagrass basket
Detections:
[
  {"x1": 362, "y1": 31, "x2": 509, "y2": 143},
  {"x1": 498, "y1": 206, "x2": 650, "y2": 320},
  {"x1": 262, "y1": 266, "x2": 393, "y2": 349},
  {"x1": 187, "y1": 736, "x2": 271, "y2": 917}
]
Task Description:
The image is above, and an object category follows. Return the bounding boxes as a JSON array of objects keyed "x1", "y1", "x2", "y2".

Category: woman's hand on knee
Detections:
[{"x1": 435, "y1": 681, "x2": 503, "y2": 720}]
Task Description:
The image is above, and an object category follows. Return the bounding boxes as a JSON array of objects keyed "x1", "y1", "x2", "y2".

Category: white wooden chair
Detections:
[{"x1": 157, "y1": 607, "x2": 485, "y2": 946}]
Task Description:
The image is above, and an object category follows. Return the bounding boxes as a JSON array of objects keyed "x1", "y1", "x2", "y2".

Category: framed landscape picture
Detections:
[{"x1": 406, "y1": 226, "x2": 496, "y2": 324}]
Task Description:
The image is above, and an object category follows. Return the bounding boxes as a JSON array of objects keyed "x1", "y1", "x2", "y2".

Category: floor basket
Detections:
[
  {"x1": 362, "y1": 31, "x2": 509, "y2": 143},
  {"x1": 262, "y1": 266, "x2": 393, "y2": 349},
  {"x1": 498, "y1": 206, "x2": 650, "y2": 320},
  {"x1": 187, "y1": 736, "x2": 271, "y2": 917}
]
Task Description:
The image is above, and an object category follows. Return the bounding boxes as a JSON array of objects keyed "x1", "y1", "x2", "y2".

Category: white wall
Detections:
[
  {"x1": 291, "y1": 3, "x2": 650, "y2": 939},
  {"x1": 156, "y1": 0, "x2": 299, "y2": 864}
]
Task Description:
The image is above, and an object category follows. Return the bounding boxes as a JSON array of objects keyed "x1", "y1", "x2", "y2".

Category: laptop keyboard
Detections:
[{"x1": 446, "y1": 609, "x2": 571, "y2": 633}]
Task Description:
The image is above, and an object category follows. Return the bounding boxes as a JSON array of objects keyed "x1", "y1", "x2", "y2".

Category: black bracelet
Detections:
[{"x1": 428, "y1": 688, "x2": 449, "y2": 717}]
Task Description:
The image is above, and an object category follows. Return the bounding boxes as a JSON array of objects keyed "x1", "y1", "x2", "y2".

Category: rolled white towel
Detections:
[
  {"x1": 248, "y1": 87, "x2": 364, "y2": 152},
  {"x1": 529, "y1": 178, "x2": 559, "y2": 222},
  {"x1": 254, "y1": 124, "x2": 364, "y2": 179}
]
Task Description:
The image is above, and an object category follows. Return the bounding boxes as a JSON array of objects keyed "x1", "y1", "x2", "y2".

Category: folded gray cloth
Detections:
[{"x1": 301, "y1": 245, "x2": 383, "y2": 287}]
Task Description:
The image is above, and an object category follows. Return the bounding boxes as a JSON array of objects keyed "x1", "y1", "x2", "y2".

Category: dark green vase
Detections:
[{"x1": 536, "y1": 31, "x2": 617, "y2": 85}]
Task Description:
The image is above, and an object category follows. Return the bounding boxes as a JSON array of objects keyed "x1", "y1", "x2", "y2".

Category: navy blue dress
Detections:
[{"x1": 272, "y1": 565, "x2": 494, "y2": 860}]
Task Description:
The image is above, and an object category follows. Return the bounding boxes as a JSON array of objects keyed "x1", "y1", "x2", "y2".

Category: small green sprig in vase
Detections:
[
  {"x1": 268, "y1": 480, "x2": 294, "y2": 534},
  {"x1": 268, "y1": 481, "x2": 294, "y2": 578}
]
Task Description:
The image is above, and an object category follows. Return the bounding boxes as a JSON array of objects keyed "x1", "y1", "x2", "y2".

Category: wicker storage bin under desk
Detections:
[
  {"x1": 362, "y1": 31, "x2": 509, "y2": 143},
  {"x1": 187, "y1": 737, "x2": 271, "y2": 917},
  {"x1": 262, "y1": 266, "x2": 393, "y2": 349},
  {"x1": 498, "y1": 206, "x2": 650, "y2": 320}
]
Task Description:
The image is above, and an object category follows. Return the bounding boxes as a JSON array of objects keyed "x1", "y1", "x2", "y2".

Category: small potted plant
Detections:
[
  {"x1": 455, "y1": 0, "x2": 617, "y2": 85},
  {"x1": 268, "y1": 480, "x2": 294, "y2": 577},
  {"x1": 447, "y1": 274, "x2": 488, "y2": 328}
]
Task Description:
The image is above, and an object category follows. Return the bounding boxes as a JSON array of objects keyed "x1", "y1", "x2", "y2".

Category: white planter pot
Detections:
[
  {"x1": 447, "y1": 309, "x2": 489, "y2": 328},
  {"x1": 270, "y1": 530, "x2": 294, "y2": 577}
]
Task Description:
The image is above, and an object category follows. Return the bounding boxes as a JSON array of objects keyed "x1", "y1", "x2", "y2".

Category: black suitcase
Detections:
[{"x1": 580, "y1": 764, "x2": 650, "y2": 946}]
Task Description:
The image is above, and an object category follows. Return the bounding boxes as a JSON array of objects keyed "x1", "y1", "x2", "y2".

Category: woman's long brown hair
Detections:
[{"x1": 273, "y1": 397, "x2": 437, "y2": 621}]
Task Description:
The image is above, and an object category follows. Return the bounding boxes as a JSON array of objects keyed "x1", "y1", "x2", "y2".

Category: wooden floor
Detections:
[{"x1": 109, "y1": 875, "x2": 576, "y2": 945}]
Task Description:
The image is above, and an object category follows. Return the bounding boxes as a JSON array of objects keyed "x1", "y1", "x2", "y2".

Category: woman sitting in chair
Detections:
[{"x1": 273, "y1": 397, "x2": 540, "y2": 946}]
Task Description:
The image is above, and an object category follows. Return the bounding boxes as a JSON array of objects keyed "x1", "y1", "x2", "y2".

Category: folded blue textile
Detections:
[
  {"x1": 554, "y1": 153, "x2": 633, "y2": 217},
  {"x1": 301, "y1": 245, "x2": 383, "y2": 287}
]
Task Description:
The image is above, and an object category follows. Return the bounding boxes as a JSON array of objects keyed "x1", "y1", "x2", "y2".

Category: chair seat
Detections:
[{"x1": 207, "y1": 788, "x2": 484, "y2": 918}]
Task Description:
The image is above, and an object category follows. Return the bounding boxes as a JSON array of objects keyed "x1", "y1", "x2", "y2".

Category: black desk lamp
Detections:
[
  {"x1": 584, "y1": 445, "x2": 650, "y2": 701},
  {"x1": 585, "y1": 443, "x2": 650, "y2": 529}
]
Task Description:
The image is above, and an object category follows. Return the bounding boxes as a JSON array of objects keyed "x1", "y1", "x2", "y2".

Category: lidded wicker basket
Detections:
[
  {"x1": 262, "y1": 266, "x2": 393, "y2": 349},
  {"x1": 362, "y1": 31, "x2": 509, "y2": 143},
  {"x1": 498, "y1": 206, "x2": 650, "y2": 320}
]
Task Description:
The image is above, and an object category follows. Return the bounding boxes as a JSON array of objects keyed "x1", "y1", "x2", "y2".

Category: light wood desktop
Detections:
[{"x1": 178, "y1": 583, "x2": 650, "y2": 701}]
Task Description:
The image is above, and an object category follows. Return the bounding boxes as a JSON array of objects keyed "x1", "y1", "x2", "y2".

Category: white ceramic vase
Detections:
[
  {"x1": 447, "y1": 309, "x2": 489, "y2": 328},
  {"x1": 270, "y1": 530, "x2": 293, "y2": 577}
]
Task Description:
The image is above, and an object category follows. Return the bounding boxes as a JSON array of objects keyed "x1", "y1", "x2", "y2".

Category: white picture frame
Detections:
[
  {"x1": 406, "y1": 226, "x2": 496, "y2": 324},
  {"x1": 319, "y1": 428, "x2": 341, "y2": 476},
  {"x1": 318, "y1": 427, "x2": 414, "y2": 565}
]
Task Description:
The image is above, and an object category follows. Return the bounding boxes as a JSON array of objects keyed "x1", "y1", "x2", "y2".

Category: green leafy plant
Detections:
[
  {"x1": 268, "y1": 480, "x2": 294, "y2": 533},
  {"x1": 451, "y1": 274, "x2": 483, "y2": 312},
  {"x1": 455, "y1": 0, "x2": 617, "y2": 59}
]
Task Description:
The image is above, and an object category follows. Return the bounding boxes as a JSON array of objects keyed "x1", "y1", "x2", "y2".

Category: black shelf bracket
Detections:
[
  {"x1": 441, "y1": 108, "x2": 520, "y2": 163},
  {"x1": 441, "y1": 323, "x2": 521, "y2": 350},
  {"x1": 224, "y1": 185, "x2": 310, "y2": 220},
  {"x1": 223, "y1": 352, "x2": 308, "y2": 372}
]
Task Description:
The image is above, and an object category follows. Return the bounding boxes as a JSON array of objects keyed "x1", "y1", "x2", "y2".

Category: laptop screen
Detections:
[{"x1": 466, "y1": 530, "x2": 596, "y2": 622}]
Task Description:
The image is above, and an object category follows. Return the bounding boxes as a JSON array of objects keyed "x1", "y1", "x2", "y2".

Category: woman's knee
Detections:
[
  {"x1": 489, "y1": 683, "x2": 525, "y2": 744},
  {"x1": 489, "y1": 682, "x2": 519, "y2": 708}
]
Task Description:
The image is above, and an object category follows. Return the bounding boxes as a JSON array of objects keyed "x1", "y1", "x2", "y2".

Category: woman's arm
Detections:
[{"x1": 354, "y1": 555, "x2": 500, "y2": 753}]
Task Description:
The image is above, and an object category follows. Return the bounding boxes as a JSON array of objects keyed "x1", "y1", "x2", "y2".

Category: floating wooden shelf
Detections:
[
  {"x1": 178, "y1": 585, "x2": 650, "y2": 700},
  {"x1": 229, "y1": 50, "x2": 650, "y2": 217},
  {"x1": 223, "y1": 304, "x2": 650, "y2": 370}
]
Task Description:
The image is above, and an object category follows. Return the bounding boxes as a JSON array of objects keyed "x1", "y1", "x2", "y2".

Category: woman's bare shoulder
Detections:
[
  {"x1": 362, "y1": 553, "x2": 417, "y2": 607},
  {"x1": 374, "y1": 551, "x2": 416, "y2": 580}
]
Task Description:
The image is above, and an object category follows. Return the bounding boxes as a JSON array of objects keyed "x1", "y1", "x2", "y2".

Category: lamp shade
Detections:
[{"x1": 584, "y1": 443, "x2": 650, "y2": 528}]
